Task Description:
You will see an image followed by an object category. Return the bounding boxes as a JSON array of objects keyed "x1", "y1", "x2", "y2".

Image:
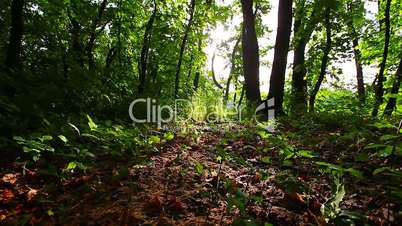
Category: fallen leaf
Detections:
[
  {"x1": 2, "y1": 174, "x2": 17, "y2": 184},
  {"x1": 1, "y1": 189, "x2": 15, "y2": 203},
  {"x1": 27, "y1": 189, "x2": 39, "y2": 201}
]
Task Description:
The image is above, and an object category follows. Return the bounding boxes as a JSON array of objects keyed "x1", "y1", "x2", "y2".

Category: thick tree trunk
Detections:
[
  {"x1": 290, "y1": 1, "x2": 319, "y2": 115},
  {"x1": 241, "y1": 0, "x2": 261, "y2": 103},
  {"x1": 224, "y1": 35, "x2": 241, "y2": 101},
  {"x1": 291, "y1": 2, "x2": 307, "y2": 114},
  {"x1": 372, "y1": 0, "x2": 391, "y2": 116},
  {"x1": 383, "y1": 55, "x2": 402, "y2": 115},
  {"x1": 291, "y1": 26, "x2": 307, "y2": 113},
  {"x1": 309, "y1": 8, "x2": 332, "y2": 112},
  {"x1": 267, "y1": 0, "x2": 293, "y2": 116},
  {"x1": 5, "y1": 0, "x2": 24, "y2": 71},
  {"x1": 138, "y1": 5, "x2": 157, "y2": 94},
  {"x1": 174, "y1": 0, "x2": 196, "y2": 98}
]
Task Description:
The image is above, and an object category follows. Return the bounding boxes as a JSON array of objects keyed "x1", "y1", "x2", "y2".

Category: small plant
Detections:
[{"x1": 13, "y1": 135, "x2": 55, "y2": 161}]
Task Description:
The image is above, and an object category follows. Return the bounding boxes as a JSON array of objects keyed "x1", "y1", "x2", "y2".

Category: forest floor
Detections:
[{"x1": 1, "y1": 121, "x2": 401, "y2": 225}]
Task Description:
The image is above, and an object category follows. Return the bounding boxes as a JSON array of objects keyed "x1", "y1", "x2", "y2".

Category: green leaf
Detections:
[
  {"x1": 380, "y1": 134, "x2": 400, "y2": 141},
  {"x1": 13, "y1": 136, "x2": 25, "y2": 142},
  {"x1": 163, "y1": 131, "x2": 175, "y2": 141},
  {"x1": 47, "y1": 210, "x2": 54, "y2": 216},
  {"x1": 86, "y1": 115, "x2": 98, "y2": 131},
  {"x1": 148, "y1": 135, "x2": 161, "y2": 144},
  {"x1": 260, "y1": 156, "x2": 272, "y2": 164},
  {"x1": 297, "y1": 150, "x2": 318, "y2": 158},
  {"x1": 346, "y1": 168, "x2": 363, "y2": 179},
  {"x1": 68, "y1": 123, "x2": 80, "y2": 135},
  {"x1": 81, "y1": 133, "x2": 100, "y2": 140},
  {"x1": 355, "y1": 152, "x2": 369, "y2": 162},
  {"x1": 58, "y1": 135, "x2": 68, "y2": 143},
  {"x1": 377, "y1": 146, "x2": 393, "y2": 157},
  {"x1": 194, "y1": 161, "x2": 204, "y2": 175},
  {"x1": 39, "y1": 135, "x2": 53, "y2": 142},
  {"x1": 373, "y1": 167, "x2": 391, "y2": 175},
  {"x1": 66, "y1": 161, "x2": 77, "y2": 170},
  {"x1": 364, "y1": 143, "x2": 387, "y2": 149}
]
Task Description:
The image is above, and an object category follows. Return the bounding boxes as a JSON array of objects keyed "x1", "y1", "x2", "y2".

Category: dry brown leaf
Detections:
[
  {"x1": 27, "y1": 189, "x2": 39, "y2": 201},
  {"x1": 2, "y1": 173, "x2": 17, "y2": 184},
  {"x1": 1, "y1": 189, "x2": 15, "y2": 203}
]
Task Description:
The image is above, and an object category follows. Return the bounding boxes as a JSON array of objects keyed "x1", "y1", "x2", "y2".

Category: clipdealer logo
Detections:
[{"x1": 128, "y1": 97, "x2": 275, "y2": 131}]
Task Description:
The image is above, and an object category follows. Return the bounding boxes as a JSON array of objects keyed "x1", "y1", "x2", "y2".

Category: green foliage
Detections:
[
  {"x1": 13, "y1": 135, "x2": 55, "y2": 161},
  {"x1": 320, "y1": 175, "x2": 345, "y2": 222}
]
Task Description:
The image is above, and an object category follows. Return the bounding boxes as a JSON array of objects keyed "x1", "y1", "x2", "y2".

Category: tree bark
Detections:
[
  {"x1": 211, "y1": 52, "x2": 224, "y2": 89},
  {"x1": 383, "y1": 55, "x2": 402, "y2": 115},
  {"x1": 238, "y1": 84, "x2": 245, "y2": 108},
  {"x1": 174, "y1": 0, "x2": 196, "y2": 98},
  {"x1": 267, "y1": 0, "x2": 293, "y2": 116},
  {"x1": 138, "y1": 5, "x2": 157, "y2": 94},
  {"x1": 224, "y1": 35, "x2": 241, "y2": 101},
  {"x1": 347, "y1": 1, "x2": 365, "y2": 101},
  {"x1": 241, "y1": 0, "x2": 261, "y2": 103},
  {"x1": 291, "y1": 1, "x2": 307, "y2": 114},
  {"x1": 5, "y1": 0, "x2": 24, "y2": 71},
  {"x1": 309, "y1": 8, "x2": 332, "y2": 112},
  {"x1": 372, "y1": 0, "x2": 391, "y2": 116},
  {"x1": 353, "y1": 38, "x2": 365, "y2": 101},
  {"x1": 290, "y1": 0, "x2": 319, "y2": 115}
]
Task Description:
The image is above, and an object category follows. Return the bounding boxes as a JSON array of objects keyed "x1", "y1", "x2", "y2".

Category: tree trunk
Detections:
[
  {"x1": 5, "y1": 0, "x2": 24, "y2": 71},
  {"x1": 86, "y1": 0, "x2": 108, "y2": 72},
  {"x1": 309, "y1": 8, "x2": 332, "y2": 112},
  {"x1": 193, "y1": 72, "x2": 200, "y2": 91},
  {"x1": 372, "y1": 0, "x2": 391, "y2": 116},
  {"x1": 211, "y1": 52, "x2": 224, "y2": 89},
  {"x1": 138, "y1": 5, "x2": 157, "y2": 94},
  {"x1": 192, "y1": 37, "x2": 202, "y2": 91},
  {"x1": 353, "y1": 38, "x2": 365, "y2": 101},
  {"x1": 241, "y1": 0, "x2": 261, "y2": 103},
  {"x1": 174, "y1": 0, "x2": 196, "y2": 98},
  {"x1": 238, "y1": 84, "x2": 245, "y2": 108},
  {"x1": 347, "y1": 1, "x2": 365, "y2": 101},
  {"x1": 224, "y1": 35, "x2": 241, "y2": 101},
  {"x1": 383, "y1": 55, "x2": 402, "y2": 115},
  {"x1": 291, "y1": 2, "x2": 307, "y2": 114},
  {"x1": 290, "y1": 0, "x2": 319, "y2": 115},
  {"x1": 267, "y1": 0, "x2": 293, "y2": 116}
]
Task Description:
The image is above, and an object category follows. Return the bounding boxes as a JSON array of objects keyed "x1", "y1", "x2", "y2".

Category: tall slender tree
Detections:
[
  {"x1": 240, "y1": 0, "x2": 261, "y2": 103},
  {"x1": 347, "y1": 0, "x2": 365, "y2": 101},
  {"x1": 309, "y1": 7, "x2": 332, "y2": 112},
  {"x1": 267, "y1": 0, "x2": 293, "y2": 116},
  {"x1": 211, "y1": 51, "x2": 224, "y2": 89},
  {"x1": 138, "y1": 4, "x2": 158, "y2": 94},
  {"x1": 372, "y1": 0, "x2": 391, "y2": 116},
  {"x1": 224, "y1": 35, "x2": 241, "y2": 101},
  {"x1": 174, "y1": 0, "x2": 196, "y2": 98},
  {"x1": 383, "y1": 52, "x2": 402, "y2": 116}
]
